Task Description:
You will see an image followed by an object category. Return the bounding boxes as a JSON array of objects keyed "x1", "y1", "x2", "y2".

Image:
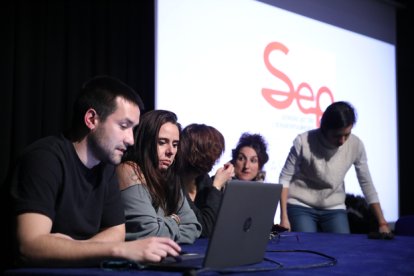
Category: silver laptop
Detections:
[{"x1": 144, "y1": 180, "x2": 283, "y2": 271}]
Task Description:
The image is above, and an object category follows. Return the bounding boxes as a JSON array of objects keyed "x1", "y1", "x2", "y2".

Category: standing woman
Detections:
[
  {"x1": 178, "y1": 124, "x2": 234, "y2": 238},
  {"x1": 278, "y1": 101, "x2": 390, "y2": 234},
  {"x1": 116, "y1": 110, "x2": 201, "y2": 244},
  {"x1": 231, "y1": 133, "x2": 269, "y2": 182}
]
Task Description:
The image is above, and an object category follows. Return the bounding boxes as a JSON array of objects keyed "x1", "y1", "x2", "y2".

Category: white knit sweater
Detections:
[{"x1": 279, "y1": 129, "x2": 380, "y2": 209}]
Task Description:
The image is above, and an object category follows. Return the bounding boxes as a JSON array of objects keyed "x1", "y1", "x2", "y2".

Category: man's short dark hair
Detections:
[{"x1": 70, "y1": 75, "x2": 145, "y2": 139}]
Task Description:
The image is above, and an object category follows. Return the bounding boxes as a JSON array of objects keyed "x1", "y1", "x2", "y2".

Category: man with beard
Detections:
[{"x1": 4, "y1": 76, "x2": 180, "y2": 270}]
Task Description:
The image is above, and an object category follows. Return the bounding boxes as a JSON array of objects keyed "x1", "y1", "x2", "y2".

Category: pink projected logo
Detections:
[{"x1": 262, "y1": 41, "x2": 334, "y2": 127}]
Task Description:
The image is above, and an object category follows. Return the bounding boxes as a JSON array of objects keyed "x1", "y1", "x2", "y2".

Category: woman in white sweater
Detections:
[{"x1": 278, "y1": 101, "x2": 391, "y2": 234}]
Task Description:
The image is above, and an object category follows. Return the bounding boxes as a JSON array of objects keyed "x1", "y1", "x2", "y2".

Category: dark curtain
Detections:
[
  {"x1": 0, "y1": 0, "x2": 155, "y2": 185},
  {"x1": 396, "y1": 0, "x2": 414, "y2": 217}
]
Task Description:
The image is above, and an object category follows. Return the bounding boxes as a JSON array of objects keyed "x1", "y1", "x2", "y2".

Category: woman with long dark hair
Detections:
[{"x1": 116, "y1": 110, "x2": 201, "y2": 244}]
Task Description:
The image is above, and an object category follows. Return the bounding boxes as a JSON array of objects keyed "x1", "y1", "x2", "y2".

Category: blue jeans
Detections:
[{"x1": 287, "y1": 204, "x2": 350, "y2": 234}]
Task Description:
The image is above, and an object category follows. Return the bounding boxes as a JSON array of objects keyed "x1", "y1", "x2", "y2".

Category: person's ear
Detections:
[{"x1": 84, "y1": 108, "x2": 99, "y2": 130}]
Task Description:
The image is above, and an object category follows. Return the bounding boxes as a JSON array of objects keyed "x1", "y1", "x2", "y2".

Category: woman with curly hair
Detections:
[{"x1": 231, "y1": 133, "x2": 269, "y2": 182}]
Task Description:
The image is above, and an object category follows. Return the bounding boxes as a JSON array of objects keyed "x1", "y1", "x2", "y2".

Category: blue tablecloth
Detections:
[{"x1": 5, "y1": 232, "x2": 414, "y2": 275}]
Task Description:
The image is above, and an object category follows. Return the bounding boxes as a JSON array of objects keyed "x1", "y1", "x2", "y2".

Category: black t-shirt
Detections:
[{"x1": 10, "y1": 134, "x2": 125, "y2": 239}]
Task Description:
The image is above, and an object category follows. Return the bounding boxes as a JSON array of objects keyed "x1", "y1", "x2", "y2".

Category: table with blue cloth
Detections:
[{"x1": 4, "y1": 232, "x2": 414, "y2": 275}]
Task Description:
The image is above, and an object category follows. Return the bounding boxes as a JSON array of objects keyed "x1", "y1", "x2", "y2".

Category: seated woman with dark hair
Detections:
[
  {"x1": 231, "y1": 133, "x2": 269, "y2": 182},
  {"x1": 116, "y1": 110, "x2": 202, "y2": 244},
  {"x1": 177, "y1": 123, "x2": 234, "y2": 238}
]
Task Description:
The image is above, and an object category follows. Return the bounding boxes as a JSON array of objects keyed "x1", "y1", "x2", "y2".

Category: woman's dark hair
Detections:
[
  {"x1": 123, "y1": 109, "x2": 182, "y2": 214},
  {"x1": 320, "y1": 101, "x2": 357, "y2": 133},
  {"x1": 231, "y1": 133, "x2": 269, "y2": 170},
  {"x1": 178, "y1": 124, "x2": 225, "y2": 176}
]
